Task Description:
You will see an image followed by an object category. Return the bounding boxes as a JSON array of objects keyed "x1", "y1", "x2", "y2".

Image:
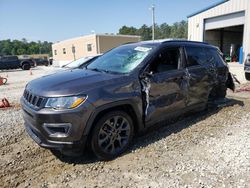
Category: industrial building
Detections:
[
  {"x1": 52, "y1": 34, "x2": 140, "y2": 66},
  {"x1": 188, "y1": 0, "x2": 250, "y2": 63}
]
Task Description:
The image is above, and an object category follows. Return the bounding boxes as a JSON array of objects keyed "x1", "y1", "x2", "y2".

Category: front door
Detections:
[{"x1": 141, "y1": 47, "x2": 188, "y2": 127}]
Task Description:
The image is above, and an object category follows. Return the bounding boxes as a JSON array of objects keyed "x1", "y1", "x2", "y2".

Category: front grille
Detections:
[{"x1": 23, "y1": 90, "x2": 45, "y2": 108}]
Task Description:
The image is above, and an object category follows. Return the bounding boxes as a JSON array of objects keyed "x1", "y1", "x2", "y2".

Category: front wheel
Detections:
[
  {"x1": 91, "y1": 111, "x2": 134, "y2": 160},
  {"x1": 245, "y1": 72, "x2": 250, "y2": 81}
]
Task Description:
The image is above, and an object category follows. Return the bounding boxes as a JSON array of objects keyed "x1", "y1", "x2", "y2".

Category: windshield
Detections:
[
  {"x1": 87, "y1": 44, "x2": 155, "y2": 74},
  {"x1": 65, "y1": 57, "x2": 93, "y2": 68}
]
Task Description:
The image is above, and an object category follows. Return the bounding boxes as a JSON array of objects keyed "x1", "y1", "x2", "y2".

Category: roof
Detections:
[{"x1": 187, "y1": 0, "x2": 229, "y2": 18}]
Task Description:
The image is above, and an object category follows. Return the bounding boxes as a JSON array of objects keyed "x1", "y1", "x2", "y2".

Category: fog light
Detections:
[{"x1": 43, "y1": 123, "x2": 72, "y2": 137}]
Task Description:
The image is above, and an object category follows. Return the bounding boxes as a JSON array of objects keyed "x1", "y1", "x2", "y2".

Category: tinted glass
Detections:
[
  {"x1": 152, "y1": 48, "x2": 180, "y2": 73},
  {"x1": 207, "y1": 48, "x2": 225, "y2": 66},
  {"x1": 185, "y1": 47, "x2": 207, "y2": 67}
]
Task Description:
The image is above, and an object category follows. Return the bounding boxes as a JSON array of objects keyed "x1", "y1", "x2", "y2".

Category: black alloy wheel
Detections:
[{"x1": 91, "y1": 111, "x2": 134, "y2": 160}]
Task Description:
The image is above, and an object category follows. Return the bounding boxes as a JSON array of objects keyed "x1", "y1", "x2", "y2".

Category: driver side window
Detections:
[{"x1": 150, "y1": 47, "x2": 181, "y2": 74}]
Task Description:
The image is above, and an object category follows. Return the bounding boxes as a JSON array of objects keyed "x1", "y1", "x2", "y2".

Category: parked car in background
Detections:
[
  {"x1": 21, "y1": 40, "x2": 235, "y2": 160},
  {"x1": 34, "y1": 58, "x2": 49, "y2": 66},
  {"x1": 62, "y1": 54, "x2": 101, "y2": 69},
  {"x1": 244, "y1": 53, "x2": 250, "y2": 80},
  {"x1": 0, "y1": 55, "x2": 35, "y2": 70}
]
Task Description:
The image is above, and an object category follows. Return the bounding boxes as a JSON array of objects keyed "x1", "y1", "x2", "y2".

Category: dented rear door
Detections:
[{"x1": 184, "y1": 46, "x2": 217, "y2": 106}]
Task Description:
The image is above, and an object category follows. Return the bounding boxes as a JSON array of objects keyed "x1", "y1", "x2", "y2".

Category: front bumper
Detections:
[
  {"x1": 21, "y1": 96, "x2": 94, "y2": 150},
  {"x1": 244, "y1": 64, "x2": 250, "y2": 73}
]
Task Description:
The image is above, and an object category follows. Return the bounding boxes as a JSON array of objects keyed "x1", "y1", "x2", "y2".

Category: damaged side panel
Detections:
[
  {"x1": 140, "y1": 65, "x2": 235, "y2": 127},
  {"x1": 185, "y1": 65, "x2": 216, "y2": 106},
  {"x1": 140, "y1": 70, "x2": 188, "y2": 127}
]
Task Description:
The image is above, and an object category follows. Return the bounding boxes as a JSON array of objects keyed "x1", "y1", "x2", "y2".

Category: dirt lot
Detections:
[{"x1": 0, "y1": 67, "x2": 250, "y2": 188}]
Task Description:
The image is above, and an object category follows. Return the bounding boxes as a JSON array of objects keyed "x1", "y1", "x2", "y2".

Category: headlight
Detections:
[{"x1": 45, "y1": 95, "x2": 87, "y2": 109}]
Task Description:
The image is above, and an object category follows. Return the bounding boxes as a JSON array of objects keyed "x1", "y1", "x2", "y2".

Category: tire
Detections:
[
  {"x1": 209, "y1": 85, "x2": 227, "y2": 100},
  {"x1": 22, "y1": 63, "x2": 31, "y2": 70},
  {"x1": 245, "y1": 72, "x2": 250, "y2": 81},
  {"x1": 216, "y1": 85, "x2": 227, "y2": 98},
  {"x1": 91, "y1": 111, "x2": 134, "y2": 160}
]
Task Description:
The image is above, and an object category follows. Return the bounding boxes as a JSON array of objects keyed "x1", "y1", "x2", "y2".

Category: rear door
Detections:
[
  {"x1": 141, "y1": 46, "x2": 188, "y2": 126},
  {"x1": 184, "y1": 46, "x2": 216, "y2": 106}
]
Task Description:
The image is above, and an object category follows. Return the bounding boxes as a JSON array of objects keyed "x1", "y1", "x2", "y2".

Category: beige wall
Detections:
[
  {"x1": 52, "y1": 35, "x2": 97, "y2": 63},
  {"x1": 52, "y1": 34, "x2": 140, "y2": 66},
  {"x1": 97, "y1": 35, "x2": 140, "y2": 54}
]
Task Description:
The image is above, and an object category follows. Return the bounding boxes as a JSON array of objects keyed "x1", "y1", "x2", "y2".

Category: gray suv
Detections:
[{"x1": 21, "y1": 40, "x2": 235, "y2": 160}]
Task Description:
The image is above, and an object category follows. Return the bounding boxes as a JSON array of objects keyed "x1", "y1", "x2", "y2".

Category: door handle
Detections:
[{"x1": 208, "y1": 68, "x2": 216, "y2": 72}]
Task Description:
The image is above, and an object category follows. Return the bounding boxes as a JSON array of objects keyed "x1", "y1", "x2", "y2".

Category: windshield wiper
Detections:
[
  {"x1": 88, "y1": 68, "x2": 106, "y2": 73},
  {"x1": 87, "y1": 67, "x2": 121, "y2": 75}
]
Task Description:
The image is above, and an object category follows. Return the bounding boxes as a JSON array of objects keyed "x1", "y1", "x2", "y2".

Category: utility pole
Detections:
[{"x1": 150, "y1": 4, "x2": 155, "y2": 41}]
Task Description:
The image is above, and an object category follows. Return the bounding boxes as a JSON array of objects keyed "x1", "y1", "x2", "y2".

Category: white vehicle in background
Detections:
[
  {"x1": 62, "y1": 54, "x2": 102, "y2": 69},
  {"x1": 48, "y1": 55, "x2": 102, "y2": 74}
]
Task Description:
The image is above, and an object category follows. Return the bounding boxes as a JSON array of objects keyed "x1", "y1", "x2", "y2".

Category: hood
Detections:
[{"x1": 26, "y1": 69, "x2": 122, "y2": 97}]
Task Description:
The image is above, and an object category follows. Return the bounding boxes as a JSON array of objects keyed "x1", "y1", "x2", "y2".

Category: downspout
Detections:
[{"x1": 96, "y1": 35, "x2": 100, "y2": 54}]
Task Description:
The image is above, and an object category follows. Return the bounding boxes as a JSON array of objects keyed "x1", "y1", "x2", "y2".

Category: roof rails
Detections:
[
  {"x1": 140, "y1": 38, "x2": 209, "y2": 45},
  {"x1": 123, "y1": 39, "x2": 210, "y2": 46},
  {"x1": 162, "y1": 40, "x2": 209, "y2": 45}
]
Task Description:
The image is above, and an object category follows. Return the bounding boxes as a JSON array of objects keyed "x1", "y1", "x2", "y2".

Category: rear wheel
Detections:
[
  {"x1": 245, "y1": 72, "x2": 250, "y2": 81},
  {"x1": 91, "y1": 111, "x2": 134, "y2": 160},
  {"x1": 22, "y1": 63, "x2": 31, "y2": 70},
  {"x1": 209, "y1": 85, "x2": 227, "y2": 100}
]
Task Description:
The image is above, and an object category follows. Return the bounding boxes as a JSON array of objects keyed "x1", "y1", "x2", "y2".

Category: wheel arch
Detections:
[{"x1": 83, "y1": 100, "x2": 144, "y2": 138}]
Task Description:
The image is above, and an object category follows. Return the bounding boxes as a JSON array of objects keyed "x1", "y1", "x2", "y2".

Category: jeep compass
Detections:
[{"x1": 21, "y1": 40, "x2": 235, "y2": 160}]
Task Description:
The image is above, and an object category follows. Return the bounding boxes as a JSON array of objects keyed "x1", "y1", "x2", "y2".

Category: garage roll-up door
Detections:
[{"x1": 205, "y1": 11, "x2": 245, "y2": 30}]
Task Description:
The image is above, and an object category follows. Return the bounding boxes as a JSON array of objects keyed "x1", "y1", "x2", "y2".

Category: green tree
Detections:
[
  {"x1": 137, "y1": 24, "x2": 152, "y2": 41},
  {"x1": 0, "y1": 39, "x2": 53, "y2": 56},
  {"x1": 119, "y1": 26, "x2": 138, "y2": 35},
  {"x1": 118, "y1": 20, "x2": 188, "y2": 41}
]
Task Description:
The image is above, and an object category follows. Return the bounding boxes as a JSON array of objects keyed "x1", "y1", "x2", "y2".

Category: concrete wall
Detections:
[{"x1": 188, "y1": 0, "x2": 249, "y2": 59}]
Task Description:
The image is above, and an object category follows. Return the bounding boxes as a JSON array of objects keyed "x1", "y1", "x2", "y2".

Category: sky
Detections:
[{"x1": 0, "y1": 0, "x2": 220, "y2": 42}]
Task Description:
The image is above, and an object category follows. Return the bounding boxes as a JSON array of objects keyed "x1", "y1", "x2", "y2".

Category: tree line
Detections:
[
  {"x1": 119, "y1": 20, "x2": 188, "y2": 41},
  {"x1": 0, "y1": 39, "x2": 52, "y2": 56},
  {"x1": 0, "y1": 20, "x2": 187, "y2": 56}
]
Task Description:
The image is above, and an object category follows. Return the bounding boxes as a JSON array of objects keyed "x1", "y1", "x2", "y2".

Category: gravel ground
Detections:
[{"x1": 0, "y1": 67, "x2": 250, "y2": 188}]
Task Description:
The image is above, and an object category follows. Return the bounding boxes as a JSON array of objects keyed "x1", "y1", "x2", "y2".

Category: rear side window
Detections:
[
  {"x1": 8, "y1": 56, "x2": 18, "y2": 61},
  {"x1": 206, "y1": 48, "x2": 225, "y2": 66},
  {"x1": 185, "y1": 47, "x2": 207, "y2": 67}
]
